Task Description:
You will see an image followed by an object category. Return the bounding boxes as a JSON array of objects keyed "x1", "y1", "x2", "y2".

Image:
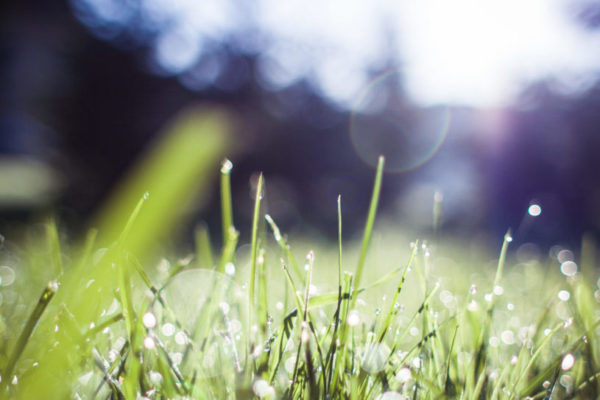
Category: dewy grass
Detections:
[{"x1": 0, "y1": 152, "x2": 599, "y2": 399}]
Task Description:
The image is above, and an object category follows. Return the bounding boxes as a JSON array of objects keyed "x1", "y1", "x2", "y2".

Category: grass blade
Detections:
[
  {"x1": 2, "y1": 281, "x2": 58, "y2": 385},
  {"x1": 220, "y1": 158, "x2": 235, "y2": 245},
  {"x1": 352, "y1": 155, "x2": 384, "y2": 308},
  {"x1": 249, "y1": 173, "x2": 264, "y2": 330}
]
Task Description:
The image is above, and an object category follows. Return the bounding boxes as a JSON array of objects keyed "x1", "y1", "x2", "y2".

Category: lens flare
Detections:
[{"x1": 350, "y1": 70, "x2": 451, "y2": 172}]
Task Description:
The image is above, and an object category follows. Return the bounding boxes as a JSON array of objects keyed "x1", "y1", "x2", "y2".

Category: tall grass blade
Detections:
[
  {"x1": 2, "y1": 281, "x2": 58, "y2": 386},
  {"x1": 249, "y1": 173, "x2": 264, "y2": 329},
  {"x1": 220, "y1": 158, "x2": 235, "y2": 245},
  {"x1": 194, "y1": 222, "x2": 214, "y2": 268},
  {"x1": 352, "y1": 155, "x2": 385, "y2": 307}
]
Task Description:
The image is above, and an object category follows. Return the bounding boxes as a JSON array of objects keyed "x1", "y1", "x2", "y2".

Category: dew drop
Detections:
[
  {"x1": 561, "y1": 353, "x2": 575, "y2": 370},
  {"x1": 557, "y1": 249, "x2": 574, "y2": 263},
  {"x1": 347, "y1": 310, "x2": 361, "y2": 326},
  {"x1": 149, "y1": 371, "x2": 163, "y2": 385},
  {"x1": 225, "y1": 262, "x2": 236, "y2": 276},
  {"x1": 560, "y1": 261, "x2": 578, "y2": 277},
  {"x1": 527, "y1": 204, "x2": 542, "y2": 217},
  {"x1": 175, "y1": 331, "x2": 188, "y2": 345},
  {"x1": 142, "y1": 312, "x2": 157, "y2": 329},
  {"x1": 558, "y1": 290, "x2": 570, "y2": 302},
  {"x1": 467, "y1": 300, "x2": 479, "y2": 312},
  {"x1": 563, "y1": 318, "x2": 573, "y2": 328},
  {"x1": 143, "y1": 336, "x2": 155, "y2": 350},
  {"x1": 559, "y1": 374, "x2": 573, "y2": 389},
  {"x1": 143, "y1": 192, "x2": 150, "y2": 200},
  {"x1": 171, "y1": 352, "x2": 183, "y2": 365},
  {"x1": 219, "y1": 302, "x2": 230, "y2": 315},
  {"x1": 542, "y1": 380, "x2": 550, "y2": 388},
  {"x1": 411, "y1": 357, "x2": 422, "y2": 369},
  {"x1": 253, "y1": 379, "x2": 275, "y2": 398},
  {"x1": 221, "y1": 158, "x2": 233, "y2": 174},
  {"x1": 161, "y1": 323, "x2": 175, "y2": 337},
  {"x1": 470, "y1": 284, "x2": 477, "y2": 295},
  {"x1": 395, "y1": 367, "x2": 412, "y2": 383},
  {"x1": 493, "y1": 285, "x2": 504, "y2": 296},
  {"x1": 501, "y1": 330, "x2": 515, "y2": 345}
]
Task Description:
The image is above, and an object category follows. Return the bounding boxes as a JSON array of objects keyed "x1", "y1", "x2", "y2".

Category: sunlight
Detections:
[
  {"x1": 75, "y1": 0, "x2": 600, "y2": 107},
  {"x1": 397, "y1": 0, "x2": 600, "y2": 106}
]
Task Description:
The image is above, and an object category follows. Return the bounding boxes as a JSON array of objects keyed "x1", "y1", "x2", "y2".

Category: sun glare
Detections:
[{"x1": 397, "y1": 0, "x2": 600, "y2": 106}]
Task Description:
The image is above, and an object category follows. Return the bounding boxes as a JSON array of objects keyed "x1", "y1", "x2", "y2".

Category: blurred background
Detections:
[{"x1": 2, "y1": 0, "x2": 600, "y2": 251}]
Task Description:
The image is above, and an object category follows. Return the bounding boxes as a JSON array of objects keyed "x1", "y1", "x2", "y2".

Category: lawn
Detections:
[{"x1": 0, "y1": 115, "x2": 598, "y2": 399}]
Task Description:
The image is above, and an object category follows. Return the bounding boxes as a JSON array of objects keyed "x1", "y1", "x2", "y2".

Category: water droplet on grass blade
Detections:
[
  {"x1": 528, "y1": 204, "x2": 542, "y2": 217},
  {"x1": 143, "y1": 312, "x2": 157, "y2": 329},
  {"x1": 561, "y1": 353, "x2": 575, "y2": 370},
  {"x1": 253, "y1": 379, "x2": 275, "y2": 398},
  {"x1": 543, "y1": 380, "x2": 551, "y2": 388},
  {"x1": 143, "y1": 336, "x2": 156, "y2": 350},
  {"x1": 161, "y1": 323, "x2": 175, "y2": 337},
  {"x1": 501, "y1": 330, "x2": 515, "y2": 345},
  {"x1": 470, "y1": 284, "x2": 477, "y2": 295},
  {"x1": 347, "y1": 310, "x2": 361, "y2": 326},
  {"x1": 174, "y1": 331, "x2": 188, "y2": 345},
  {"x1": 225, "y1": 262, "x2": 236, "y2": 275},
  {"x1": 221, "y1": 158, "x2": 233, "y2": 174},
  {"x1": 395, "y1": 367, "x2": 412, "y2": 383},
  {"x1": 560, "y1": 261, "x2": 577, "y2": 277},
  {"x1": 557, "y1": 249, "x2": 574, "y2": 263},
  {"x1": 558, "y1": 290, "x2": 570, "y2": 301}
]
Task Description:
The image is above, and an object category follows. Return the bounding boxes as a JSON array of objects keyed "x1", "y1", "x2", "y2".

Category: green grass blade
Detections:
[
  {"x1": 352, "y1": 155, "x2": 385, "y2": 308},
  {"x1": 194, "y1": 222, "x2": 214, "y2": 268},
  {"x1": 265, "y1": 214, "x2": 304, "y2": 284},
  {"x1": 2, "y1": 281, "x2": 58, "y2": 384},
  {"x1": 220, "y1": 158, "x2": 235, "y2": 245},
  {"x1": 249, "y1": 173, "x2": 264, "y2": 329},
  {"x1": 45, "y1": 218, "x2": 63, "y2": 277},
  {"x1": 378, "y1": 240, "x2": 418, "y2": 342}
]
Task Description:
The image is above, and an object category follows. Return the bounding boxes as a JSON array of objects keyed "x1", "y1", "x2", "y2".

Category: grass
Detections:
[{"x1": 0, "y1": 120, "x2": 599, "y2": 398}]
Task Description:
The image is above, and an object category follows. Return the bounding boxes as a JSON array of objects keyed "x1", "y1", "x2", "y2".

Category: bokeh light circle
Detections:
[
  {"x1": 161, "y1": 269, "x2": 247, "y2": 378},
  {"x1": 361, "y1": 343, "x2": 391, "y2": 373},
  {"x1": 350, "y1": 70, "x2": 451, "y2": 172}
]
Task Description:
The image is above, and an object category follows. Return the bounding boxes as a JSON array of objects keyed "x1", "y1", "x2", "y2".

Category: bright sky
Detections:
[{"x1": 81, "y1": 0, "x2": 600, "y2": 108}]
